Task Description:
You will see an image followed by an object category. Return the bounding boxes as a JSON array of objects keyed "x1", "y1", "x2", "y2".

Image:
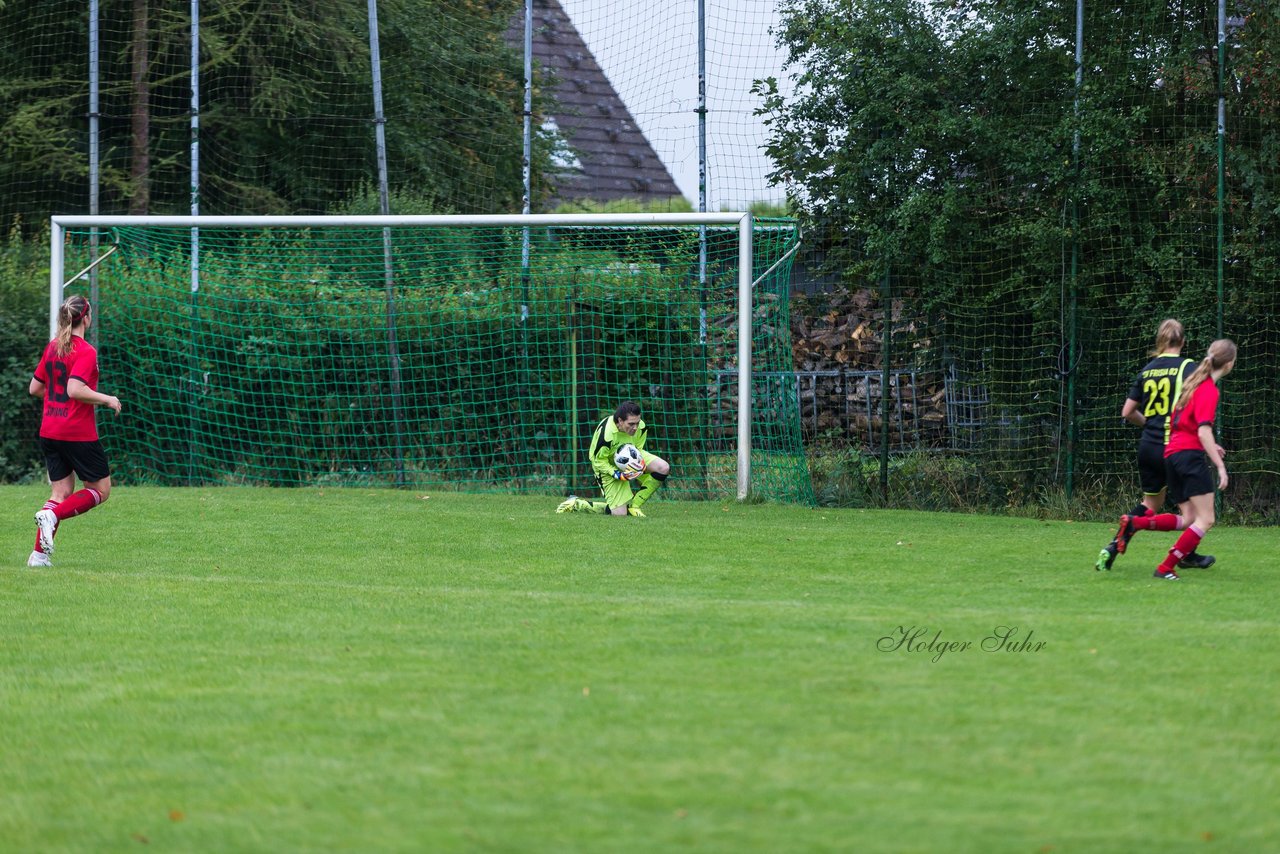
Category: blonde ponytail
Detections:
[
  {"x1": 54, "y1": 295, "x2": 91, "y2": 357},
  {"x1": 1174, "y1": 339, "x2": 1236, "y2": 412},
  {"x1": 1150, "y1": 318, "x2": 1185, "y2": 356}
]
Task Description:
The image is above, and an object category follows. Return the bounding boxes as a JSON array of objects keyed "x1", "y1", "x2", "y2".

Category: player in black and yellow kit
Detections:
[
  {"x1": 1095, "y1": 319, "x2": 1213, "y2": 570},
  {"x1": 555, "y1": 400, "x2": 671, "y2": 517}
]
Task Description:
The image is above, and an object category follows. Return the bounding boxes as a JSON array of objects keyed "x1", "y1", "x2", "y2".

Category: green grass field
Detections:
[{"x1": 3, "y1": 485, "x2": 1278, "y2": 853}]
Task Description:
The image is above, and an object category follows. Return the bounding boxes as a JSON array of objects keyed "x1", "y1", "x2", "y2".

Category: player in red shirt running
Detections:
[
  {"x1": 1115, "y1": 339, "x2": 1236, "y2": 580},
  {"x1": 27, "y1": 295, "x2": 122, "y2": 567},
  {"x1": 1094, "y1": 318, "x2": 1211, "y2": 571}
]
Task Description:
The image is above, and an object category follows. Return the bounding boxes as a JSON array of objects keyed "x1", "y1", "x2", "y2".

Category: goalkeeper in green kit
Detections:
[{"x1": 556, "y1": 400, "x2": 671, "y2": 517}]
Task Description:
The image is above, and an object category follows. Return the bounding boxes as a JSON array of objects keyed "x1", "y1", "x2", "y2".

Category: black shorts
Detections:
[
  {"x1": 1137, "y1": 440, "x2": 1168, "y2": 495},
  {"x1": 39, "y1": 436, "x2": 111, "y2": 483},
  {"x1": 1164, "y1": 449, "x2": 1214, "y2": 506}
]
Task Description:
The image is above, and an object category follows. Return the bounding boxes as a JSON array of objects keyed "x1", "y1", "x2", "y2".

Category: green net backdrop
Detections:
[
  {"x1": 766, "y1": 1, "x2": 1280, "y2": 519},
  {"x1": 61, "y1": 219, "x2": 812, "y2": 504},
  {"x1": 8, "y1": 2, "x2": 1280, "y2": 517}
]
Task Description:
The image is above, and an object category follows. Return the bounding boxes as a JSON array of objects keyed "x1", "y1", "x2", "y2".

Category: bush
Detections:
[{"x1": 0, "y1": 229, "x2": 50, "y2": 482}]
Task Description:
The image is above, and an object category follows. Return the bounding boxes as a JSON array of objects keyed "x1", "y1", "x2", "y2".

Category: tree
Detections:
[
  {"x1": 758, "y1": 0, "x2": 1077, "y2": 294},
  {"x1": 129, "y1": 0, "x2": 150, "y2": 214},
  {"x1": 759, "y1": 0, "x2": 1280, "y2": 498},
  {"x1": 0, "y1": 0, "x2": 552, "y2": 225}
]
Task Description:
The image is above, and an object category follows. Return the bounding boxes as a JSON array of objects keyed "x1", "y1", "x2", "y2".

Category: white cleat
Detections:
[
  {"x1": 34, "y1": 509, "x2": 58, "y2": 555},
  {"x1": 27, "y1": 550, "x2": 52, "y2": 568}
]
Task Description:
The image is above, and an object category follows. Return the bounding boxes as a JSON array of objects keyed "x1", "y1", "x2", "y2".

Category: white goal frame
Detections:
[{"x1": 51, "y1": 213, "x2": 762, "y2": 498}]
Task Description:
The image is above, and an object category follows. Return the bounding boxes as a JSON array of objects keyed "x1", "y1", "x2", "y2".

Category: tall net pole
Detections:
[
  {"x1": 1065, "y1": 0, "x2": 1084, "y2": 500},
  {"x1": 368, "y1": 0, "x2": 406, "y2": 486},
  {"x1": 88, "y1": 0, "x2": 101, "y2": 347},
  {"x1": 697, "y1": 0, "x2": 708, "y2": 346},
  {"x1": 188, "y1": 0, "x2": 202, "y2": 483},
  {"x1": 1216, "y1": 0, "x2": 1226, "y2": 339}
]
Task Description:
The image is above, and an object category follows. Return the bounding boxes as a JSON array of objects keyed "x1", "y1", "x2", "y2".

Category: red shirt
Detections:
[
  {"x1": 33, "y1": 336, "x2": 101, "y2": 441},
  {"x1": 1164, "y1": 377, "x2": 1219, "y2": 457}
]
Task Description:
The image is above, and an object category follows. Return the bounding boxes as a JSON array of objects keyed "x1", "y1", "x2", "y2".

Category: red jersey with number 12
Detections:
[
  {"x1": 33, "y1": 336, "x2": 101, "y2": 441},
  {"x1": 1164, "y1": 377, "x2": 1219, "y2": 457}
]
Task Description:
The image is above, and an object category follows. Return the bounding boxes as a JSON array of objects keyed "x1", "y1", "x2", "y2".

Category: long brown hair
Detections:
[
  {"x1": 1150, "y1": 318, "x2": 1185, "y2": 356},
  {"x1": 54, "y1": 295, "x2": 91, "y2": 357},
  {"x1": 1174, "y1": 339, "x2": 1236, "y2": 412}
]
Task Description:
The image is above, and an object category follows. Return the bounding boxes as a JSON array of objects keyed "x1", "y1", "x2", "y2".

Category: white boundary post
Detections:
[
  {"x1": 49, "y1": 220, "x2": 64, "y2": 340},
  {"x1": 50, "y1": 212, "x2": 768, "y2": 500}
]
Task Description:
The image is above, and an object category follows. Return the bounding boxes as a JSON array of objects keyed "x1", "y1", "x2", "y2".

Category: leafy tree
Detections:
[
  {"x1": 758, "y1": 0, "x2": 1077, "y2": 295},
  {"x1": 760, "y1": 0, "x2": 1280, "y2": 497},
  {"x1": 0, "y1": 0, "x2": 554, "y2": 226}
]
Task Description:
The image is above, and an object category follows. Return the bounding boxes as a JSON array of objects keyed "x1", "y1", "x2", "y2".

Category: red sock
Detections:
[
  {"x1": 1159, "y1": 525, "x2": 1204, "y2": 573},
  {"x1": 53, "y1": 488, "x2": 102, "y2": 521},
  {"x1": 34, "y1": 499, "x2": 60, "y2": 554},
  {"x1": 1133, "y1": 513, "x2": 1181, "y2": 532}
]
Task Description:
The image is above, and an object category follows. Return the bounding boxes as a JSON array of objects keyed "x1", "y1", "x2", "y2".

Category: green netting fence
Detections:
[
  {"x1": 58, "y1": 218, "x2": 812, "y2": 504},
  {"x1": 8, "y1": 1, "x2": 1280, "y2": 519},
  {"x1": 766, "y1": 1, "x2": 1280, "y2": 521}
]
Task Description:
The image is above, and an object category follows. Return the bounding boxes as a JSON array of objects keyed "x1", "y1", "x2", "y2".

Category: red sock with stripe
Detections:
[
  {"x1": 1158, "y1": 525, "x2": 1204, "y2": 574},
  {"x1": 52, "y1": 488, "x2": 102, "y2": 521},
  {"x1": 1132, "y1": 513, "x2": 1182, "y2": 532}
]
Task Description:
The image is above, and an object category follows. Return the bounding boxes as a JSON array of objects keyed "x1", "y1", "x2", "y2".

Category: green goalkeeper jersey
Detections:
[{"x1": 589, "y1": 415, "x2": 648, "y2": 478}]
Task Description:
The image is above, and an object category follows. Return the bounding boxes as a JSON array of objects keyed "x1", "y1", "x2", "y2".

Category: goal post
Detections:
[{"x1": 50, "y1": 213, "x2": 812, "y2": 504}]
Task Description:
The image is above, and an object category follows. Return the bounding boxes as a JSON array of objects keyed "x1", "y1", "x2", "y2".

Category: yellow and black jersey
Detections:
[{"x1": 1126, "y1": 354, "x2": 1195, "y2": 447}]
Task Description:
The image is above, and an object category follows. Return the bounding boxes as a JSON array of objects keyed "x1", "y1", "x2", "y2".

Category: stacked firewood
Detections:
[{"x1": 789, "y1": 287, "x2": 949, "y2": 447}]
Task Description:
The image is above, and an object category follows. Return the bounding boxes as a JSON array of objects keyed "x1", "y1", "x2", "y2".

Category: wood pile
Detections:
[{"x1": 789, "y1": 287, "x2": 949, "y2": 448}]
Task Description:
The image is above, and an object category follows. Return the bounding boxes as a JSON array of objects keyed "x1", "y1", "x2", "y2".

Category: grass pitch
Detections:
[{"x1": 3, "y1": 485, "x2": 1278, "y2": 852}]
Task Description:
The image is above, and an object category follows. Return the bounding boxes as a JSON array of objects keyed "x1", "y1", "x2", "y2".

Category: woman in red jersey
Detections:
[
  {"x1": 1117, "y1": 339, "x2": 1236, "y2": 580},
  {"x1": 27, "y1": 295, "x2": 122, "y2": 567},
  {"x1": 1094, "y1": 318, "x2": 1211, "y2": 571}
]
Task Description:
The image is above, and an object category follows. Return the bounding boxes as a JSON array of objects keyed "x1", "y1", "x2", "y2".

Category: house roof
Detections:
[{"x1": 509, "y1": 0, "x2": 684, "y2": 206}]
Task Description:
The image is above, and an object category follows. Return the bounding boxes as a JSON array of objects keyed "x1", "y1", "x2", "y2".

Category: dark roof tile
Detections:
[{"x1": 507, "y1": 0, "x2": 684, "y2": 205}]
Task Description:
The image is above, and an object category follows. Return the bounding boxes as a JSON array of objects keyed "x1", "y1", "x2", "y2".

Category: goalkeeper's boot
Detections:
[
  {"x1": 1114, "y1": 515, "x2": 1135, "y2": 555},
  {"x1": 1178, "y1": 551, "x2": 1215, "y2": 569},
  {"x1": 27, "y1": 550, "x2": 51, "y2": 568},
  {"x1": 1095, "y1": 543, "x2": 1118, "y2": 572},
  {"x1": 627, "y1": 506, "x2": 647, "y2": 518},
  {"x1": 556, "y1": 496, "x2": 580, "y2": 514}
]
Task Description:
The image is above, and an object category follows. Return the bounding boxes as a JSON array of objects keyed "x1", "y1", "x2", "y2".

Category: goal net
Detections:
[{"x1": 51, "y1": 214, "x2": 813, "y2": 504}]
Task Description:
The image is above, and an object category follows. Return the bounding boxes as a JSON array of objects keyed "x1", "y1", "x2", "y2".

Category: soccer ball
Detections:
[{"x1": 614, "y1": 443, "x2": 644, "y2": 475}]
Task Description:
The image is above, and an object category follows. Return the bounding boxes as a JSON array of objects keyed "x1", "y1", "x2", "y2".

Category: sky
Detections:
[{"x1": 556, "y1": 0, "x2": 794, "y2": 209}]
